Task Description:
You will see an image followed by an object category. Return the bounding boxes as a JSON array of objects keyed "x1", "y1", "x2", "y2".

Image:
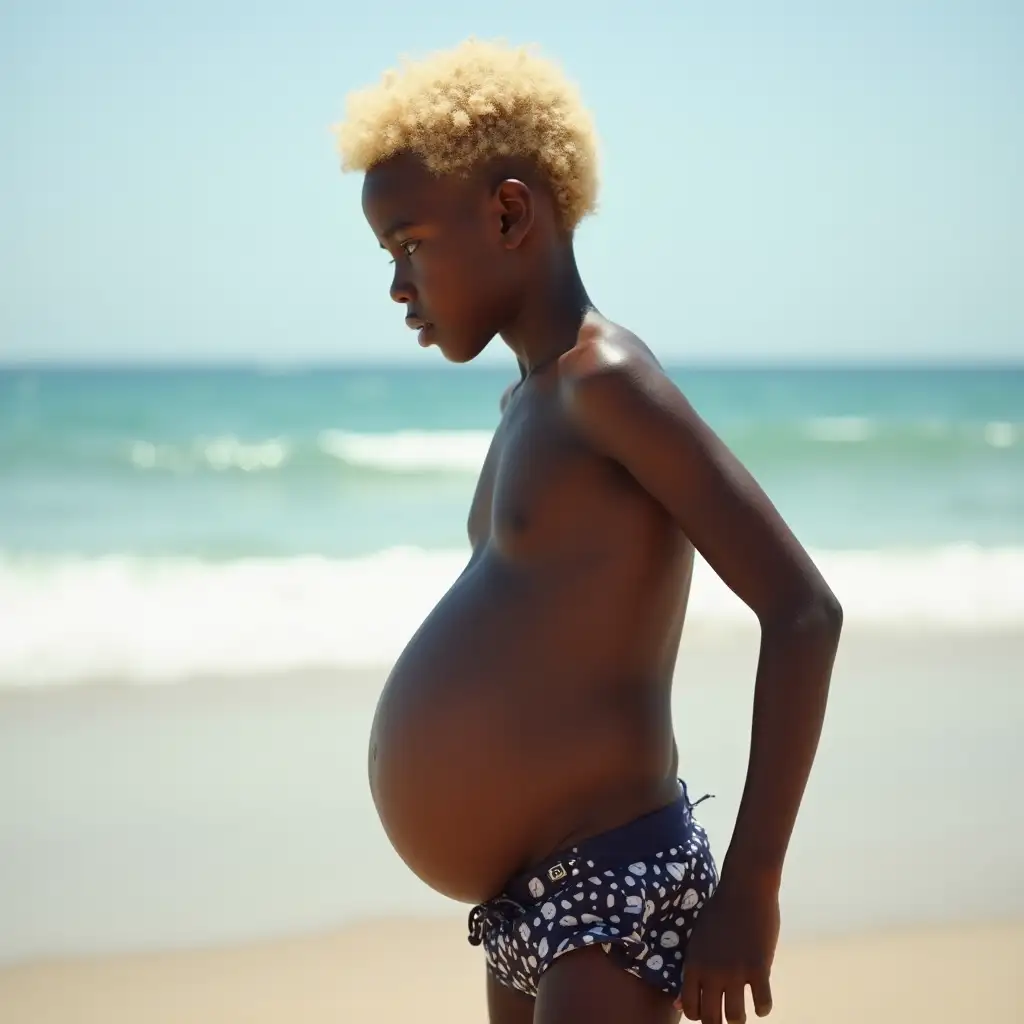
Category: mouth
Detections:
[{"x1": 405, "y1": 315, "x2": 434, "y2": 347}]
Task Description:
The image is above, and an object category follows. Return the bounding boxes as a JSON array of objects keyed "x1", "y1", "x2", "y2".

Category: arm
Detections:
[{"x1": 562, "y1": 345, "x2": 842, "y2": 887}]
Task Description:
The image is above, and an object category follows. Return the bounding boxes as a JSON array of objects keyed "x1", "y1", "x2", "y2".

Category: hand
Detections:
[{"x1": 675, "y1": 870, "x2": 780, "y2": 1023}]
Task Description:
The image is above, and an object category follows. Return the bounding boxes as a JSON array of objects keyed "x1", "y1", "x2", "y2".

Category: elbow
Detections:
[
  {"x1": 806, "y1": 585, "x2": 839, "y2": 630},
  {"x1": 812, "y1": 587, "x2": 844, "y2": 635},
  {"x1": 762, "y1": 587, "x2": 844, "y2": 641}
]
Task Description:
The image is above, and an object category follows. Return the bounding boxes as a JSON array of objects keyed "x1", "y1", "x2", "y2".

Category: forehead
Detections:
[{"x1": 361, "y1": 153, "x2": 481, "y2": 233}]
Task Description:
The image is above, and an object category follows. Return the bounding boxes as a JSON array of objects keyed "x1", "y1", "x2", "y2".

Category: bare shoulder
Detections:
[
  {"x1": 558, "y1": 315, "x2": 679, "y2": 427},
  {"x1": 559, "y1": 315, "x2": 659, "y2": 380}
]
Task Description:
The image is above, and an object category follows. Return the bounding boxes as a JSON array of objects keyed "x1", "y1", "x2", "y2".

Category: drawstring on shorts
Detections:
[{"x1": 468, "y1": 896, "x2": 524, "y2": 946}]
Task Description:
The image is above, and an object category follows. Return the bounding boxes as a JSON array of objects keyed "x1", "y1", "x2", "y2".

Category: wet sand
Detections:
[{"x1": 1, "y1": 625, "x2": 1021, "y2": 1021}]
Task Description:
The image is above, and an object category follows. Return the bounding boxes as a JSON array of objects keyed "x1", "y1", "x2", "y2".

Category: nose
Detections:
[{"x1": 389, "y1": 265, "x2": 415, "y2": 305}]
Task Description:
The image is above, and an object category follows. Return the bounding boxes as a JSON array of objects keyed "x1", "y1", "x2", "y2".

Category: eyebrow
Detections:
[{"x1": 378, "y1": 220, "x2": 418, "y2": 248}]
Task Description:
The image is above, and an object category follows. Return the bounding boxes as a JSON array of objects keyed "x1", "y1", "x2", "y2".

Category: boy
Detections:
[{"x1": 335, "y1": 39, "x2": 842, "y2": 1024}]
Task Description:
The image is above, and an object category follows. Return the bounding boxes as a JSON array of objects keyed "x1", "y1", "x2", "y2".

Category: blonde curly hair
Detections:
[{"x1": 334, "y1": 39, "x2": 600, "y2": 231}]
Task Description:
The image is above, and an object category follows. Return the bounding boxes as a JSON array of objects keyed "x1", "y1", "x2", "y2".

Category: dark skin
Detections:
[{"x1": 360, "y1": 152, "x2": 842, "y2": 1024}]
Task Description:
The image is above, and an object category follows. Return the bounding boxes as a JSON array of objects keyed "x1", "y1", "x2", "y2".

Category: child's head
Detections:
[{"x1": 335, "y1": 39, "x2": 599, "y2": 362}]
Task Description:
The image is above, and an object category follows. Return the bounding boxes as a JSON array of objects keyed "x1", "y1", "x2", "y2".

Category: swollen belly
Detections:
[
  {"x1": 367, "y1": 568, "x2": 645, "y2": 903},
  {"x1": 369, "y1": 670, "x2": 528, "y2": 903}
]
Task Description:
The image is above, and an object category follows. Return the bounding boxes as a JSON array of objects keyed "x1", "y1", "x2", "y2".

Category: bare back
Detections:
[{"x1": 368, "y1": 327, "x2": 696, "y2": 904}]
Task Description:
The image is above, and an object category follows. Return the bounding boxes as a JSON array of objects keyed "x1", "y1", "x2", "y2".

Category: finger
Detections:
[
  {"x1": 678, "y1": 968, "x2": 702, "y2": 1020},
  {"x1": 700, "y1": 980, "x2": 724, "y2": 1024},
  {"x1": 723, "y1": 981, "x2": 746, "y2": 1023},
  {"x1": 750, "y1": 974, "x2": 773, "y2": 1017}
]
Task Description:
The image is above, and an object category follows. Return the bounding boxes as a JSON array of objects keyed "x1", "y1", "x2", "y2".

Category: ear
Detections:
[{"x1": 492, "y1": 179, "x2": 534, "y2": 250}]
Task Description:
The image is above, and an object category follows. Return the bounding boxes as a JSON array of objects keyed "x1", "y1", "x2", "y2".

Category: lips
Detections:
[{"x1": 405, "y1": 314, "x2": 434, "y2": 347}]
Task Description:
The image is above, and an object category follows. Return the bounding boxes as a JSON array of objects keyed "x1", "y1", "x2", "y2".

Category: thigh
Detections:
[
  {"x1": 535, "y1": 946, "x2": 681, "y2": 1024},
  {"x1": 487, "y1": 966, "x2": 536, "y2": 1024}
]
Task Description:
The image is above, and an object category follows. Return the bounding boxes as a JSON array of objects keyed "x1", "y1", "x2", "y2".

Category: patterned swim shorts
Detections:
[{"x1": 467, "y1": 782, "x2": 717, "y2": 999}]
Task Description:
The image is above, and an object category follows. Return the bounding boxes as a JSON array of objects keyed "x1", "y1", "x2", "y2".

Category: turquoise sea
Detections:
[
  {"x1": 3, "y1": 365, "x2": 1024, "y2": 966},
  {"x1": 2, "y1": 365, "x2": 1022, "y2": 685}
]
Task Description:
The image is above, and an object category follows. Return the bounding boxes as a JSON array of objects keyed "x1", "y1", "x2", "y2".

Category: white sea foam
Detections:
[
  {"x1": 124, "y1": 431, "x2": 495, "y2": 475},
  {"x1": 984, "y1": 421, "x2": 1018, "y2": 449},
  {"x1": 117, "y1": 421, "x2": 1022, "y2": 478},
  {"x1": 804, "y1": 417, "x2": 876, "y2": 443},
  {"x1": 1, "y1": 545, "x2": 1023, "y2": 687},
  {"x1": 129, "y1": 436, "x2": 291, "y2": 473},
  {"x1": 316, "y1": 430, "x2": 493, "y2": 473},
  {"x1": 800, "y1": 417, "x2": 1024, "y2": 448}
]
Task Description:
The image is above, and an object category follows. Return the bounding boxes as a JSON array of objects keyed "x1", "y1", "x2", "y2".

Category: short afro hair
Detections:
[{"x1": 334, "y1": 38, "x2": 600, "y2": 231}]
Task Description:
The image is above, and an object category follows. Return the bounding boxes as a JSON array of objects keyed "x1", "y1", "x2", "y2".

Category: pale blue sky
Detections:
[{"x1": 1, "y1": 1, "x2": 1021, "y2": 365}]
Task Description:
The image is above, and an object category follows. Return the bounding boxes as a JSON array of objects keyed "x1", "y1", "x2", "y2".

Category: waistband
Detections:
[{"x1": 501, "y1": 780, "x2": 710, "y2": 907}]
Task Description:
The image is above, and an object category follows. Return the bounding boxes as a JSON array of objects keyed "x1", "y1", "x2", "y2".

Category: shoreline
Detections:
[
  {"x1": 6, "y1": 545, "x2": 1024, "y2": 689},
  {"x1": 2, "y1": 621, "x2": 1022, "y2": 695}
]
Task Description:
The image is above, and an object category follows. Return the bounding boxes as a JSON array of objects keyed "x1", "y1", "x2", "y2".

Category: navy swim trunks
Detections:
[{"x1": 467, "y1": 782, "x2": 718, "y2": 999}]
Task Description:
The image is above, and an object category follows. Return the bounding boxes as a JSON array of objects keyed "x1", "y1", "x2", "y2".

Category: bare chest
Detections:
[{"x1": 467, "y1": 388, "x2": 633, "y2": 561}]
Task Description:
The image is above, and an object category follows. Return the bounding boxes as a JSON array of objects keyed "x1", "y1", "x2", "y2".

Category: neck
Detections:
[{"x1": 499, "y1": 244, "x2": 594, "y2": 376}]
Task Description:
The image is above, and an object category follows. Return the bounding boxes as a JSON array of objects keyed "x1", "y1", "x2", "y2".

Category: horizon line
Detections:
[{"x1": 3, "y1": 355, "x2": 1024, "y2": 372}]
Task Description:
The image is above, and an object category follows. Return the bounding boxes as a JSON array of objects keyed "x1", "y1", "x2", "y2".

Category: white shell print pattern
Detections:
[{"x1": 477, "y1": 810, "x2": 718, "y2": 998}]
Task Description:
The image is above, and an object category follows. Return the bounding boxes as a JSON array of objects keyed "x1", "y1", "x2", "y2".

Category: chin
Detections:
[
  {"x1": 440, "y1": 348, "x2": 481, "y2": 365},
  {"x1": 438, "y1": 330, "x2": 495, "y2": 364}
]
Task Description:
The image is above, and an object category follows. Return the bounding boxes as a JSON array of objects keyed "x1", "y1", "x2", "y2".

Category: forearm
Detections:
[{"x1": 721, "y1": 595, "x2": 843, "y2": 886}]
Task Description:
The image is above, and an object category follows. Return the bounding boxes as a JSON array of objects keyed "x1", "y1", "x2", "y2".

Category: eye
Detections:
[{"x1": 386, "y1": 239, "x2": 420, "y2": 265}]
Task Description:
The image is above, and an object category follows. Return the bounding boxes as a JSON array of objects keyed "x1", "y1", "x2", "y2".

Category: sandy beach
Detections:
[
  {"x1": 2, "y1": 918, "x2": 1022, "y2": 1023},
  {"x1": 2, "y1": 624, "x2": 1023, "y2": 1020}
]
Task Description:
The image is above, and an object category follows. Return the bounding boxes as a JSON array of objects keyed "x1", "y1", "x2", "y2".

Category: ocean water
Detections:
[{"x1": 1, "y1": 365, "x2": 1022, "y2": 686}]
